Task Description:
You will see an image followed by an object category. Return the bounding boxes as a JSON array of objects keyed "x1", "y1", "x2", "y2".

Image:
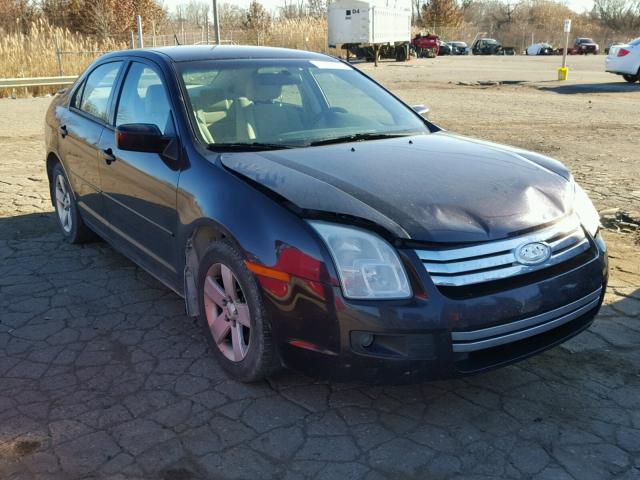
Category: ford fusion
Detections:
[{"x1": 44, "y1": 46, "x2": 607, "y2": 382}]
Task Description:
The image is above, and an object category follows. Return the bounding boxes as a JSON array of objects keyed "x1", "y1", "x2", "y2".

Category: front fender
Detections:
[{"x1": 176, "y1": 148, "x2": 334, "y2": 284}]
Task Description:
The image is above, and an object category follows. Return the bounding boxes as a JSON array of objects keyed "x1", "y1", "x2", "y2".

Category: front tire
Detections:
[
  {"x1": 51, "y1": 163, "x2": 95, "y2": 244},
  {"x1": 197, "y1": 240, "x2": 279, "y2": 382}
]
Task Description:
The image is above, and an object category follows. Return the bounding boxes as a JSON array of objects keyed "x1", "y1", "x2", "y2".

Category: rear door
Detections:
[
  {"x1": 98, "y1": 60, "x2": 181, "y2": 279},
  {"x1": 58, "y1": 61, "x2": 123, "y2": 218}
]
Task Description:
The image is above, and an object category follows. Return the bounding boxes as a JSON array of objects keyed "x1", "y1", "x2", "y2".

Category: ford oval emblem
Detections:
[{"x1": 515, "y1": 242, "x2": 551, "y2": 265}]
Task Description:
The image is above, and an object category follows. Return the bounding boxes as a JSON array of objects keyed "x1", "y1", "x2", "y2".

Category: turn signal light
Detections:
[{"x1": 618, "y1": 48, "x2": 630, "y2": 57}]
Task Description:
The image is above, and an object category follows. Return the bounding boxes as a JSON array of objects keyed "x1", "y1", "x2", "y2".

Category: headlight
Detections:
[
  {"x1": 574, "y1": 183, "x2": 600, "y2": 237},
  {"x1": 309, "y1": 221, "x2": 411, "y2": 299}
]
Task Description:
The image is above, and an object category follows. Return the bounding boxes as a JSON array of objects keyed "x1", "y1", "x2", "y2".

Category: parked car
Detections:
[
  {"x1": 448, "y1": 41, "x2": 469, "y2": 55},
  {"x1": 605, "y1": 37, "x2": 640, "y2": 83},
  {"x1": 412, "y1": 33, "x2": 439, "y2": 57},
  {"x1": 575, "y1": 37, "x2": 599, "y2": 54},
  {"x1": 605, "y1": 42, "x2": 624, "y2": 55},
  {"x1": 45, "y1": 45, "x2": 607, "y2": 383},
  {"x1": 526, "y1": 42, "x2": 555, "y2": 56},
  {"x1": 437, "y1": 39, "x2": 452, "y2": 55},
  {"x1": 472, "y1": 38, "x2": 502, "y2": 55}
]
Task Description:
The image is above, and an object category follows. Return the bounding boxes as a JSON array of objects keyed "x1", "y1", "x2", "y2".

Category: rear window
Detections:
[{"x1": 630, "y1": 38, "x2": 640, "y2": 46}]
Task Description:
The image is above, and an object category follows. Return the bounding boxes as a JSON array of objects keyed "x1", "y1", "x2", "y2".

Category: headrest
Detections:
[
  {"x1": 251, "y1": 71, "x2": 301, "y2": 103},
  {"x1": 145, "y1": 84, "x2": 165, "y2": 103}
]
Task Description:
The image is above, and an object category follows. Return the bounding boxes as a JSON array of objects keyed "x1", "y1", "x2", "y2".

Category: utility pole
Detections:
[
  {"x1": 136, "y1": 15, "x2": 144, "y2": 48},
  {"x1": 205, "y1": 13, "x2": 210, "y2": 44},
  {"x1": 212, "y1": 0, "x2": 221, "y2": 44}
]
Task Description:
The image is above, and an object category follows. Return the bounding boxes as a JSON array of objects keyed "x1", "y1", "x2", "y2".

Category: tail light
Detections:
[{"x1": 618, "y1": 48, "x2": 630, "y2": 57}]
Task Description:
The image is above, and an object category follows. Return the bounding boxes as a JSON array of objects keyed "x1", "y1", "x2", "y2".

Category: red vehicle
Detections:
[
  {"x1": 557, "y1": 38, "x2": 600, "y2": 55},
  {"x1": 412, "y1": 33, "x2": 440, "y2": 57}
]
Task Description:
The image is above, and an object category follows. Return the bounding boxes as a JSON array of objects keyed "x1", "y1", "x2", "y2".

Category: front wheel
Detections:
[
  {"x1": 197, "y1": 240, "x2": 279, "y2": 382},
  {"x1": 622, "y1": 74, "x2": 639, "y2": 83}
]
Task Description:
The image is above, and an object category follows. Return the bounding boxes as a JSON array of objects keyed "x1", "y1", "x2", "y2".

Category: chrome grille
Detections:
[
  {"x1": 451, "y1": 287, "x2": 601, "y2": 352},
  {"x1": 416, "y1": 215, "x2": 592, "y2": 287}
]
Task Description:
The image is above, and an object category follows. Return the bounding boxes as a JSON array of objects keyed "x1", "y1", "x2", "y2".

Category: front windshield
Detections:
[{"x1": 178, "y1": 59, "x2": 429, "y2": 148}]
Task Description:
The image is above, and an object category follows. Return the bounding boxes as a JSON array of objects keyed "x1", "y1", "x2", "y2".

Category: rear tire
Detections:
[
  {"x1": 197, "y1": 240, "x2": 279, "y2": 382},
  {"x1": 51, "y1": 163, "x2": 96, "y2": 244},
  {"x1": 395, "y1": 45, "x2": 407, "y2": 62},
  {"x1": 622, "y1": 74, "x2": 639, "y2": 83}
]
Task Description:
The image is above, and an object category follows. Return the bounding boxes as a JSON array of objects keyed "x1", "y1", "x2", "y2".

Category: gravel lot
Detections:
[{"x1": 1, "y1": 54, "x2": 639, "y2": 480}]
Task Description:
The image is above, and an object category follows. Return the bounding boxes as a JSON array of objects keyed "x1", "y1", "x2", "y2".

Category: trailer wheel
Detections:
[{"x1": 395, "y1": 45, "x2": 408, "y2": 61}]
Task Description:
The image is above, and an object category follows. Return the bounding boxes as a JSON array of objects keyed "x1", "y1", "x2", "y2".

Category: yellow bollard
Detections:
[{"x1": 557, "y1": 67, "x2": 569, "y2": 81}]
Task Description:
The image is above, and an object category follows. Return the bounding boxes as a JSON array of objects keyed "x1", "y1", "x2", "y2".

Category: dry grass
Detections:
[
  {"x1": 1, "y1": 17, "x2": 334, "y2": 97},
  {"x1": 0, "y1": 20, "x2": 127, "y2": 97},
  {"x1": 225, "y1": 17, "x2": 338, "y2": 55}
]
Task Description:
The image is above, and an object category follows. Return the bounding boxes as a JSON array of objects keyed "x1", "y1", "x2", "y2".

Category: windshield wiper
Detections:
[
  {"x1": 308, "y1": 132, "x2": 411, "y2": 147},
  {"x1": 207, "y1": 142, "x2": 295, "y2": 151}
]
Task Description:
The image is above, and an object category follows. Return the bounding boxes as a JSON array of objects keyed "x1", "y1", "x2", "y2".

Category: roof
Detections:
[{"x1": 124, "y1": 45, "x2": 333, "y2": 63}]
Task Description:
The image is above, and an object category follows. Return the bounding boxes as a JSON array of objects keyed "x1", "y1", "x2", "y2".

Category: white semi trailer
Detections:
[{"x1": 327, "y1": 0, "x2": 412, "y2": 63}]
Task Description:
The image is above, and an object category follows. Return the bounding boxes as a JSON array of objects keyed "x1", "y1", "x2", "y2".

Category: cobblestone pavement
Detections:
[{"x1": 2, "y1": 85, "x2": 640, "y2": 480}]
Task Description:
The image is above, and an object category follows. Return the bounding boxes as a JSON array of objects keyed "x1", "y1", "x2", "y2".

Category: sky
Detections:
[{"x1": 163, "y1": 0, "x2": 596, "y2": 15}]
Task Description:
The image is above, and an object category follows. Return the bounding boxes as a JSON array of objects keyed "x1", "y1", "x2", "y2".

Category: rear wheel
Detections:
[
  {"x1": 51, "y1": 163, "x2": 95, "y2": 244},
  {"x1": 622, "y1": 74, "x2": 639, "y2": 83},
  {"x1": 197, "y1": 240, "x2": 279, "y2": 382},
  {"x1": 395, "y1": 45, "x2": 407, "y2": 62}
]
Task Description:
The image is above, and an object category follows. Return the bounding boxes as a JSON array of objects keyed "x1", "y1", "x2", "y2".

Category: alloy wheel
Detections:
[
  {"x1": 55, "y1": 174, "x2": 72, "y2": 233},
  {"x1": 203, "y1": 263, "x2": 252, "y2": 362}
]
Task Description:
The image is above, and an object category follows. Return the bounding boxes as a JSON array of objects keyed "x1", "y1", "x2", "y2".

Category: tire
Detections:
[
  {"x1": 395, "y1": 45, "x2": 407, "y2": 62},
  {"x1": 197, "y1": 240, "x2": 279, "y2": 382},
  {"x1": 622, "y1": 74, "x2": 639, "y2": 83},
  {"x1": 51, "y1": 163, "x2": 95, "y2": 244}
]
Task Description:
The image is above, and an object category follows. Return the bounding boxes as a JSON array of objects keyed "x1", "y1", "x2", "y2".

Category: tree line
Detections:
[{"x1": 2, "y1": 0, "x2": 639, "y2": 44}]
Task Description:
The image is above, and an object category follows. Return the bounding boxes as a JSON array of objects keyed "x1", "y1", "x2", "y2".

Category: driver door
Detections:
[{"x1": 98, "y1": 60, "x2": 181, "y2": 280}]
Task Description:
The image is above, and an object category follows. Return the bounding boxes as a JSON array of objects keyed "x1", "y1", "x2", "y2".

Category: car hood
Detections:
[{"x1": 219, "y1": 132, "x2": 574, "y2": 243}]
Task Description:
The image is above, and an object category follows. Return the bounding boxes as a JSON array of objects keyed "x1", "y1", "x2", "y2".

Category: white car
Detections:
[
  {"x1": 605, "y1": 38, "x2": 640, "y2": 83},
  {"x1": 526, "y1": 43, "x2": 554, "y2": 56}
]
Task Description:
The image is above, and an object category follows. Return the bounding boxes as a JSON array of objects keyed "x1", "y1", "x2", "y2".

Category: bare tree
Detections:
[
  {"x1": 281, "y1": 0, "x2": 305, "y2": 18},
  {"x1": 307, "y1": 0, "x2": 326, "y2": 18},
  {"x1": 420, "y1": 0, "x2": 464, "y2": 28},
  {"x1": 491, "y1": 0, "x2": 520, "y2": 29},
  {"x1": 185, "y1": 0, "x2": 210, "y2": 28},
  {"x1": 593, "y1": 0, "x2": 640, "y2": 30},
  {"x1": 0, "y1": 0, "x2": 39, "y2": 32}
]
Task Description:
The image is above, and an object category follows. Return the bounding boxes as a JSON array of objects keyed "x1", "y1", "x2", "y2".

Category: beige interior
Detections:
[{"x1": 193, "y1": 72, "x2": 305, "y2": 144}]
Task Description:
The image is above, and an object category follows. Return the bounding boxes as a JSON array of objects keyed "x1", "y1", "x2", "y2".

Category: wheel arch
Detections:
[
  {"x1": 46, "y1": 151, "x2": 76, "y2": 205},
  {"x1": 181, "y1": 218, "x2": 244, "y2": 317}
]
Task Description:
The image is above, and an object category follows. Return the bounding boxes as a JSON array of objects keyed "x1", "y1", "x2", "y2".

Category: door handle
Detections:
[
  {"x1": 58, "y1": 125, "x2": 68, "y2": 138},
  {"x1": 101, "y1": 148, "x2": 116, "y2": 165}
]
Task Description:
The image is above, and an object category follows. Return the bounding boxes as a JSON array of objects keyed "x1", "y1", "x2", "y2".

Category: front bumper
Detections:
[{"x1": 269, "y1": 233, "x2": 608, "y2": 383}]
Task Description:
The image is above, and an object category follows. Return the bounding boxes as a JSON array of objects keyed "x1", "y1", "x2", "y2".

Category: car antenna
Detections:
[{"x1": 170, "y1": 21, "x2": 181, "y2": 46}]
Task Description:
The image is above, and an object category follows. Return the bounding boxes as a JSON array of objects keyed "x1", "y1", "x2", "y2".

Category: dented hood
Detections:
[{"x1": 219, "y1": 132, "x2": 574, "y2": 243}]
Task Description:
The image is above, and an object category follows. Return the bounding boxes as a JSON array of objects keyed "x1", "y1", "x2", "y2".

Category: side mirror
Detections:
[
  {"x1": 116, "y1": 123, "x2": 170, "y2": 153},
  {"x1": 411, "y1": 104, "x2": 430, "y2": 118}
]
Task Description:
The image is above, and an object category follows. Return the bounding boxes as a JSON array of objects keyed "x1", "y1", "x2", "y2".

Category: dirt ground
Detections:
[{"x1": 1, "y1": 54, "x2": 639, "y2": 479}]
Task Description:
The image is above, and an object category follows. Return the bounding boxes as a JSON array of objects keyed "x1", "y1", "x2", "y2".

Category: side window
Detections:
[
  {"x1": 70, "y1": 80, "x2": 85, "y2": 109},
  {"x1": 312, "y1": 70, "x2": 393, "y2": 125},
  {"x1": 79, "y1": 62, "x2": 122, "y2": 122},
  {"x1": 116, "y1": 63, "x2": 173, "y2": 135}
]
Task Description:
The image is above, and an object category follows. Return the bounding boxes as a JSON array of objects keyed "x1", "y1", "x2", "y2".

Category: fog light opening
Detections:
[{"x1": 360, "y1": 333, "x2": 375, "y2": 348}]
